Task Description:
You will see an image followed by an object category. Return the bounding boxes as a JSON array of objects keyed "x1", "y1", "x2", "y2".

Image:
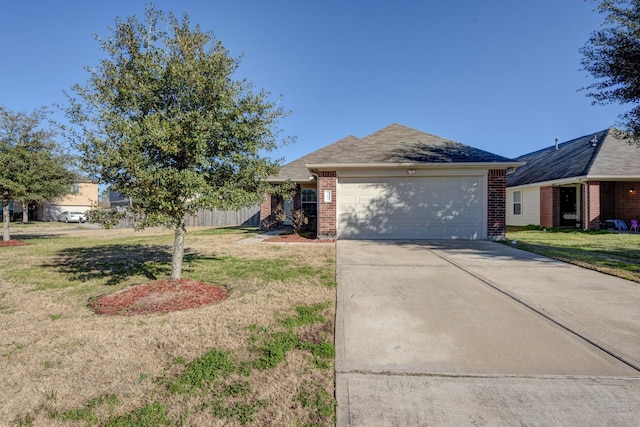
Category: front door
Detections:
[{"x1": 560, "y1": 187, "x2": 577, "y2": 227}]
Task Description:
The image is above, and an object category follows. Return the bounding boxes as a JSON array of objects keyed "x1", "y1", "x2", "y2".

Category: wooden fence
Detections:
[{"x1": 115, "y1": 205, "x2": 260, "y2": 229}]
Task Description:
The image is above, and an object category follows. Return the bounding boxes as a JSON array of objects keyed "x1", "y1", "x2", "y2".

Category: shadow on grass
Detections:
[
  {"x1": 7, "y1": 233, "x2": 62, "y2": 241},
  {"x1": 45, "y1": 244, "x2": 214, "y2": 286}
]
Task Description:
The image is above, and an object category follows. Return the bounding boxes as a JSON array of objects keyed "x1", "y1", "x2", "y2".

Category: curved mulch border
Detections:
[
  {"x1": 89, "y1": 279, "x2": 229, "y2": 316},
  {"x1": 0, "y1": 240, "x2": 30, "y2": 247}
]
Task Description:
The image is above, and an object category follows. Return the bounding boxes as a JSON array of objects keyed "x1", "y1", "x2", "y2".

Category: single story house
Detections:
[
  {"x1": 506, "y1": 128, "x2": 640, "y2": 230},
  {"x1": 262, "y1": 123, "x2": 523, "y2": 240}
]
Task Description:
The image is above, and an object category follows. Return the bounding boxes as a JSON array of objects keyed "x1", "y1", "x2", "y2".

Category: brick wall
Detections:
[
  {"x1": 259, "y1": 192, "x2": 273, "y2": 228},
  {"x1": 611, "y1": 182, "x2": 640, "y2": 224},
  {"x1": 487, "y1": 169, "x2": 506, "y2": 239},
  {"x1": 552, "y1": 187, "x2": 561, "y2": 227},
  {"x1": 587, "y1": 181, "x2": 601, "y2": 229},
  {"x1": 293, "y1": 185, "x2": 302, "y2": 211},
  {"x1": 317, "y1": 171, "x2": 337, "y2": 238},
  {"x1": 539, "y1": 186, "x2": 553, "y2": 228}
]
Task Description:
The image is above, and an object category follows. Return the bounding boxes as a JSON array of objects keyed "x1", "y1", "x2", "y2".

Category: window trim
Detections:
[
  {"x1": 301, "y1": 188, "x2": 317, "y2": 217},
  {"x1": 513, "y1": 190, "x2": 522, "y2": 215}
]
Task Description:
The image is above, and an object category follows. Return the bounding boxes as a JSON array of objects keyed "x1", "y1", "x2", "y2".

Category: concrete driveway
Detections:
[{"x1": 336, "y1": 240, "x2": 640, "y2": 426}]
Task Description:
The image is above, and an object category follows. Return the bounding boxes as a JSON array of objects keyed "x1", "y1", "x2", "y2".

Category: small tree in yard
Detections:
[
  {"x1": 0, "y1": 106, "x2": 73, "y2": 241},
  {"x1": 65, "y1": 7, "x2": 292, "y2": 280}
]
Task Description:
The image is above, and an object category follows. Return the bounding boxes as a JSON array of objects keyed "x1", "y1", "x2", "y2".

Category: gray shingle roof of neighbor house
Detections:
[
  {"x1": 506, "y1": 128, "x2": 640, "y2": 187},
  {"x1": 268, "y1": 123, "x2": 522, "y2": 182}
]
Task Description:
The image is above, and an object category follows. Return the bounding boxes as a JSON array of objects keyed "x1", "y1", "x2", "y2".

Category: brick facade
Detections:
[
  {"x1": 263, "y1": 168, "x2": 518, "y2": 240},
  {"x1": 587, "y1": 181, "x2": 601, "y2": 229},
  {"x1": 539, "y1": 186, "x2": 553, "y2": 228},
  {"x1": 594, "y1": 181, "x2": 640, "y2": 229},
  {"x1": 317, "y1": 171, "x2": 337, "y2": 238},
  {"x1": 487, "y1": 169, "x2": 506, "y2": 239}
]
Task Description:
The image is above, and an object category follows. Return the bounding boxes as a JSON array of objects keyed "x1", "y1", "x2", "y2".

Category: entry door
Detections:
[{"x1": 560, "y1": 187, "x2": 577, "y2": 226}]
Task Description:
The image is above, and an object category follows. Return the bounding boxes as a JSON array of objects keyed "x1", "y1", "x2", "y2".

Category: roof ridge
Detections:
[
  {"x1": 584, "y1": 129, "x2": 610, "y2": 175},
  {"x1": 515, "y1": 129, "x2": 611, "y2": 159}
]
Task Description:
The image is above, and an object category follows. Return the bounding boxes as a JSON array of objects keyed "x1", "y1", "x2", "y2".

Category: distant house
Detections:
[
  {"x1": 262, "y1": 123, "x2": 523, "y2": 240},
  {"x1": 506, "y1": 129, "x2": 640, "y2": 230},
  {"x1": 108, "y1": 190, "x2": 131, "y2": 208},
  {"x1": 38, "y1": 178, "x2": 99, "y2": 221}
]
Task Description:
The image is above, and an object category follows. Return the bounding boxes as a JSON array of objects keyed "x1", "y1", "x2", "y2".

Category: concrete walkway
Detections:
[{"x1": 336, "y1": 240, "x2": 640, "y2": 426}]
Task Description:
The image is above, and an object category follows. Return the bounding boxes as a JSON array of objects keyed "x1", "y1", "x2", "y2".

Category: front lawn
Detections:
[
  {"x1": 0, "y1": 223, "x2": 336, "y2": 426},
  {"x1": 505, "y1": 226, "x2": 640, "y2": 283}
]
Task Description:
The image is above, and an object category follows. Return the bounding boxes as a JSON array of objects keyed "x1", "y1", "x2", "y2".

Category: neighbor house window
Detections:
[
  {"x1": 513, "y1": 190, "x2": 522, "y2": 215},
  {"x1": 301, "y1": 188, "x2": 317, "y2": 218},
  {"x1": 70, "y1": 183, "x2": 81, "y2": 194}
]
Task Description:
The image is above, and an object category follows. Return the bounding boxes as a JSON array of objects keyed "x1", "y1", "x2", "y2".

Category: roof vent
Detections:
[
  {"x1": 555, "y1": 138, "x2": 559, "y2": 151},
  {"x1": 590, "y1": 136, "x2": 598, "y2": 146}
]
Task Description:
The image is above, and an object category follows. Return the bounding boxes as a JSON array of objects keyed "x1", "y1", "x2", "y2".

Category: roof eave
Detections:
[
  {"x1": 306, "y1": 161, "x2": 526, "y2": 170},
  {"x1": 265, "y1": 176, "x2": 316, "y2": 184}
]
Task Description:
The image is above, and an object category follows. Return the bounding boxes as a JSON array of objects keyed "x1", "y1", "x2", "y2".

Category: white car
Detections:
[{"x1": 57, "y1": 211, "x2": 86, "y2": 223}]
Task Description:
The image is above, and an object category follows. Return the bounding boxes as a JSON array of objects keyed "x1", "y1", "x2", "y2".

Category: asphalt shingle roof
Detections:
[
  {"x1": 270, "y1": 123, "x2": 518, "y2": 181},
  {"x1": 507, "y1": 128, "x2": 640, "y2": 187}
]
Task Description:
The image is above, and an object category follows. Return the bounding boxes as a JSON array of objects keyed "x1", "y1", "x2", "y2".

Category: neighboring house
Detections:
[
  {"x1": 262, "y1": 123, "x2": 523, "y2": 240},
  {"x1": 38, "y1": 179, "x2": 99, "y2": 221},
  {"x1": 506, "y1": 128, "x2": 640, "y2": 230},
  {"x1": 109, "y1": 190, "x2": 132, "y2": 208}
]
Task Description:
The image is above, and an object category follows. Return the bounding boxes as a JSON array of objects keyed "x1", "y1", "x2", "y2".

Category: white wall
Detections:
[{"x1": 506, "y1": 186, "x2": 540, "y2": 226}]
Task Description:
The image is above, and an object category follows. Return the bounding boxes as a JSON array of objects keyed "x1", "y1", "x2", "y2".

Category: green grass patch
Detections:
[
  {"x1": 52, "y1": 394, "x2": 119, "y2": 424},
  {"x1": 104, "y1": 402, "x2": 172, "y2": 427},
  {"x1": 505, "y1": 228, "x2": 640, "y2": 282},
  {"x1": 194, "y1": 255, "x2": 326, "y2": 283},
  {"x1": 252, "y1": 303, "x2": 335, "y2": 370},
  {"x1": 296, "y1": 386, "x2": 336, "y2": 427},
  {"x1": 169, "y1": 349, "x2": 238, "y2": 393},
  {"x1": 191, "y1": 226, "x2": 260, "y2": 236},
  {"x1": 280, "y1": 302, "x2": 329, "y2": 328}
]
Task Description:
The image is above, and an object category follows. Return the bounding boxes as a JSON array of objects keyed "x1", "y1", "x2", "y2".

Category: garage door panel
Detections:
[{"x1": 338, "y1": 176, "x2": 485, "y2": 240}]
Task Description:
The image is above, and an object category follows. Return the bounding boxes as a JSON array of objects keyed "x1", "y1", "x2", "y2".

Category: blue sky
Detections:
[{"x1": 0, "y1": 0, "x2": 627, "y2": 163}]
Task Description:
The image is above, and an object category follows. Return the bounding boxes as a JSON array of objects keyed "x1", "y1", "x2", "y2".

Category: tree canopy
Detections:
[
  {"x1": 65, "y1": 7, "x2": 292, "y2": 279},
  {"x1": 0, "y1": 106, "x2": 74, "y2": 241},
  {"x1": 581, "y1": 0, "x2": 640, "y2": 136}
]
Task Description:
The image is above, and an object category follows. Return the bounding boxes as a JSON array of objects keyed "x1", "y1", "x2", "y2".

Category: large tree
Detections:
[
  {"x1": 581, "y1": 0, "x2": 640, "y2": 136},
  {"x1": 0, "y1": 106, "x2": 73, "y2": 241},
  {"x1": 65, "y1": 7, "x2": 291, "y2": 280}
]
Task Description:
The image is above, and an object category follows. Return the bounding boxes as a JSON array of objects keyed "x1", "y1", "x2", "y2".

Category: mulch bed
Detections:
[
  {"x1": 268, "y1": 233, "x2": 335, "y2": 243},
  {"x1": 89, "y1": 279, "x2": 229, "y2": 316},
  {"x1": 0, "y1": 240, "x2": 30, "y2": 247}
]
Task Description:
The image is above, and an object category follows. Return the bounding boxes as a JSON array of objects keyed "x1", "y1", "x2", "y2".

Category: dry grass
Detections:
[{"x1": 0, "y1": 223, "x2": 336, "y2": 426}]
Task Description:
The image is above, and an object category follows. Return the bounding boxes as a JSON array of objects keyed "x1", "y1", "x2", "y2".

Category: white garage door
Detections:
[{"x1": 338, "y1": 176, "x2": 485, "y2": 239}]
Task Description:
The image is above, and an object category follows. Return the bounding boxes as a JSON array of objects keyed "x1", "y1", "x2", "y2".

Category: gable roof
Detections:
[
  {"x1": 270, "y1": 123, "x2": 521, "y2": 182},
  {"x1": 507, "y1": 128, "x2": 640, "y2": 187}
]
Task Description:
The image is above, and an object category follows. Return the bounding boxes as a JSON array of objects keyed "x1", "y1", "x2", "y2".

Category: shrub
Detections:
[
  {"x1": 260, "y1": 203, "x2": 286, "y2": 230},
  {"x1": 288, "y1": 209, "x2": 308, "y2": 235}
]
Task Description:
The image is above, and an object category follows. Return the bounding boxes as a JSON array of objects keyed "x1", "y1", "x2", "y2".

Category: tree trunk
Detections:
[
  {"x1": 22, "y1": 202, "x2": 29, "y2": 224},
  {"x1": 170, "y1": 220, "x2": 187, "y2": 281},
  {"x1": 2, "y1": 204, "x2": 10, "y2": 241}
]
